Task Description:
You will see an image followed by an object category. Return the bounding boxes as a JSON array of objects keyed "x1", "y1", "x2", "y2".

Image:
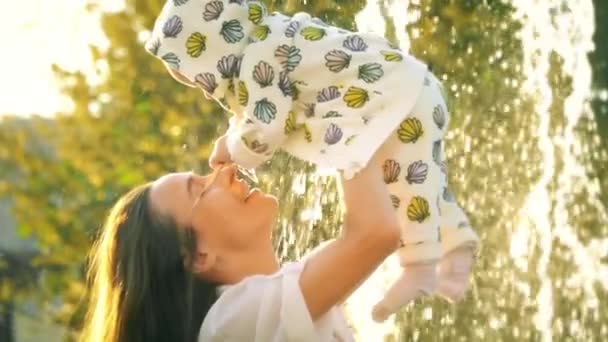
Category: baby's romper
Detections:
[{"x1": 145, "y1": 0, "x2": 478, "y2": 268}]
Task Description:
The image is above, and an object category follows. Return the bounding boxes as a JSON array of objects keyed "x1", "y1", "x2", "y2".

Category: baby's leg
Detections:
[
  {"x1": 370, "y1": 85, "x2": 446, "y2": 322},
  {"x1": 427, "y1": 72, "x2": 479, "y2": 301},
  {"x1": 436, "y1": 185, "x2": 479, "y2": 301}
]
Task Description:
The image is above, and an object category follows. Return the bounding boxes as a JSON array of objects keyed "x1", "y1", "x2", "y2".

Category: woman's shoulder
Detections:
[{"x1": 199, "y1": 257, "x2": 353, "y2": 341}]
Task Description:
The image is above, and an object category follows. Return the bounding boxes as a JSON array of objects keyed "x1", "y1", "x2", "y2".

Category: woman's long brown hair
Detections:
[{"x1": 80, "y1": 184, "x2": 217, "y2": 342}]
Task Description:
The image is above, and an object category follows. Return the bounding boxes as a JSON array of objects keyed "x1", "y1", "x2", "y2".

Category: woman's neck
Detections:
[{"x1": 214, "y1": 243, "x2": 280, "y2": 285}]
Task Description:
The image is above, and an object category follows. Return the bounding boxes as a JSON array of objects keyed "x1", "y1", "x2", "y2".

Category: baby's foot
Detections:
[
  {"x1": 436, "y1": 246, "x2": 475, "y2": 302},
  {"x1": 371, "y1": 262, "x2": 438, "y2": 322}
]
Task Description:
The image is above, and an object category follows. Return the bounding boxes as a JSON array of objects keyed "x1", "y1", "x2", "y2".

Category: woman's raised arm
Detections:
[{"x1": 299, "y1": 151, "x2": 401, "y2": 320}]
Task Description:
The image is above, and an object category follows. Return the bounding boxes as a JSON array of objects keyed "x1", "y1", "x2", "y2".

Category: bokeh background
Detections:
[{"x1": 0, "y1": 0, "x2": 606, "y2": 341}]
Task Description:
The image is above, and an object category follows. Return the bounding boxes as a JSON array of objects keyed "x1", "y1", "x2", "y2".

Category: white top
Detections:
[
  {"x1": 146, "y1": 0, "x2": 428, "y2": 179},
  {"x1": 199, "y1": 260, "x2": 355, "y2": 341}
]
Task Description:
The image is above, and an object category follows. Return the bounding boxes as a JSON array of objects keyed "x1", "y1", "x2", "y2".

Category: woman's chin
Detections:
[{"x1": 246, "y1": 189, "x2": 277, "y2": 205}]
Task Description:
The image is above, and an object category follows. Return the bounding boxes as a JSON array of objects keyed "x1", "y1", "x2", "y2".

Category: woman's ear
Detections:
[{"x1": 191, "y1": 250, "x2": 217, "y2": 275}]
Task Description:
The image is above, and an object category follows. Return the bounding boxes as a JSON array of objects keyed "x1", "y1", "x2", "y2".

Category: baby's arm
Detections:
[{"x1": 225, "y1": 51, "x2": 294, "y2": 169}]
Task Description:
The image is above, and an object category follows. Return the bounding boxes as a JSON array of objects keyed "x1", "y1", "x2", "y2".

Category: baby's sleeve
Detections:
[{"x1": 225, "y1": 46, "x2": 294, "y2": 169}]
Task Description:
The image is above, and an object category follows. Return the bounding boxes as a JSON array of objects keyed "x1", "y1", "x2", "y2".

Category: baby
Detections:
[{"x1": 145, "y1": 0, "x2": 479, "y2": 321}]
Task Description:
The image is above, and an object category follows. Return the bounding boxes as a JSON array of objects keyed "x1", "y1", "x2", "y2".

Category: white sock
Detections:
[
  {"x1": 436, "y1": 246, "x2": 475, "y2": 302},
  {"x1": 372, "y1": 262, "x2": 438, "y2": 322}
]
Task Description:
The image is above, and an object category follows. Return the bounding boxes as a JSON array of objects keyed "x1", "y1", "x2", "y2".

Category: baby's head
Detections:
[{"x1": 145, "y1": 0, "x2": 264, "y2": 98}]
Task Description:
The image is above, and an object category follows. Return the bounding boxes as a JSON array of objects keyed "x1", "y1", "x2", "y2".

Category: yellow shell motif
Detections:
[
  {"x1": 397, "y1": 117, "x2": 424, "y2": 143},
  {"x1": 238, "y1": 81, "x2": 248, "y2": 106},
  {"x1": 343, "y1": 86, "x2": 369, "y2": 109},
  {"x1": 407, "y1": 196, "x2": 430, "y2": 223},
  {"x1": 252, "y1": 25, "x2": 270, "y2": 41},
  {"x1": 344, "y1": 134, "x2": 357, "y2": 146},
  {"x1": 390, "y1": 194, "x2": 400, "y2": 209},
  {"x1": 300, "y1": 26, "x2": 326, "y2": 41},
  {"x1": 186, "y1": 32, "x2": 206, "y2": 57},
  {"x1": 284, "y1": 111, "x2": 297, "y2": 135},
  {"x1": 380, "y1": 50, "x2": 403, "y2": 62},
  {"x1": 303, "y1": 123, "x2": 312, "y2": 142},
  {"x1": 248, "y1": 3, "x2": 264, "y2": 24}
]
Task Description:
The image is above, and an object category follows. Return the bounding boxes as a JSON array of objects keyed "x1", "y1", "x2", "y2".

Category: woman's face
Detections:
[{"x1": 149, "y1": 165, "x2": 278, "y2": 257}]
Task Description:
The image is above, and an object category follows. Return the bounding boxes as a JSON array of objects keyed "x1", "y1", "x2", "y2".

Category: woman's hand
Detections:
[{"x1": 209, "y1": 135, "x2": 233, "y2": 170}]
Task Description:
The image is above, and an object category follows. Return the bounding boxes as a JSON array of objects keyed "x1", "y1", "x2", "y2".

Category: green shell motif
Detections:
[
  {"x1": 253, "y1": 98, "x2": 277, "y2": 124},
  {"x1": 220, "y1": 20, "x2": 244, "y2": 44},
  {"x1": 358, "y1": 63, "x2": 384, "y2": 83},
  {"x1": 161, "y1": 53, "x2": 180, "y2": 70}
]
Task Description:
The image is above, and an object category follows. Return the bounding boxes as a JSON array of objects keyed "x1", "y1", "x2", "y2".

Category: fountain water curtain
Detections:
[
  {"x1": 294, "y1": 0, "x2": 608, "y2": 340},
  {"x1": 513, "y1": 1, "x2": 606, "y2": 341}
]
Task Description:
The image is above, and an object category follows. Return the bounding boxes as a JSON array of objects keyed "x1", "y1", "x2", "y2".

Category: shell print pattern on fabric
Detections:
[
  {"x1": 173, "y1": 0, "x2": 190, "y2": 5},
  {"x1": 274, "y1": 45, "x2": 302, "y2": 72},
  {"x1": 220, "y1": 19, "x2": 244, "y2": 43},
  {"x1": 324, "y1": 123, "x2": 343, "y2": 145},
  {"x1": 317, "y1": 86, "x2": 341, "y2": 103},
  {"x1": 253, "y1": 98, "x2": 277, "y2": 124},
  {"x1": 163, "y1": 15, "x2": 183, "y2": 38},
  {"x1": 147, "y1": 38, "x2": 160, "y2": 56},
  {"x1": 406, "y1": 160, "x2": 428, "y2": 184},
  {"x1": 252, "y1": 61, "x2": 275, "y2": 87},
  {"x1": 322, "y1": 111, "x2": 342, "y2": 118},
  {"x1": 251, "y1": 25, "x2": 271, "y2": 41},
  {"x1": 217, "y1": 54, "x2": 238, "y2": 78},
  {"x1": 203, "y1": 1, "x2": 224, "y2": 21},
  {"x1": 285, "y1": 21, "x2": 301, "y2": 38},
  {"x1": 238, "y1": 80, "x2": 248, "y2": 106},
  {"x1": 300, "y1": 26, "x2": 326, "y2": 41},
  {"x1": 195, "y1": 72, "x2": 218, "y2": 94},
  {"x1": 186, "y1": 32, "x2": 206, "y2": 57},
  {"x1": 145, "y1": 1, "x2": 434, "y2": 199},
  {"x1": 380, "y1": 50, "x2": 403, "y2": 62},
  {"x1": 383, "y1": 159, "x2": 401, "y2": 184},
  {"x1": 248, "y1": 3, "x2": 265, "y2": 24},
  {"x1": 433, "y1": 105, "x2": 446, "y2": 130},
  {"x1": 284, "y1": 111, "x2": 297, "y2": 135},
  {"x1": 398, "y1": 117, "x2": 424, "y2": 143},
  {"x1": 407, "y1": 196, "x2": 431, "y2": 223},
  {"x1": 390, "y1": 194, "x2": 401, "y2": 209},
  {"x1": 161, "y1": 53, "x2": 180, "y2": 69},
  {"x1": 324, "y1": 50, "x2": 352, "y2": 73},
  {"x1": 343, "y1": 87, "x2": 369, "y2": 108},
  {"x1": 358, "y1": 63, "x2": 384, "y2": 83},
  {"x1": 343, "y1": 35, "x2": 368, "y2": 52}
]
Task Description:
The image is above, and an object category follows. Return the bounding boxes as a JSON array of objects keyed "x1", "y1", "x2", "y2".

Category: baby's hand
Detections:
[{"x1": 209, "y1": 135, "x2": 233, "y2": 169}]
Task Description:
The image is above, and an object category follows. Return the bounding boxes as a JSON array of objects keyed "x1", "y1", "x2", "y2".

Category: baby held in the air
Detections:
[{"x1": 146, "y1": 0, "x2": 479, "y2": 322}]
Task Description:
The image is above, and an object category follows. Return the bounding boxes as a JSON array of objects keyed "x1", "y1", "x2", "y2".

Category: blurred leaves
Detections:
[{"x1": 0, "y1": 0, "x2": 607, "y2": 340}]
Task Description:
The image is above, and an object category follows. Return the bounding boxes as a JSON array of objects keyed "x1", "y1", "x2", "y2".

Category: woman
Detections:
[{"x1": 80, "y1": 149, "x2": 401, "y2": 341}]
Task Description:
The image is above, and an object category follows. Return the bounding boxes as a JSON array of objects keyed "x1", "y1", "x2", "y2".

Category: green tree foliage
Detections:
[{"x1": 0, "y1": 0, "x2": 606, "y2": 340}]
